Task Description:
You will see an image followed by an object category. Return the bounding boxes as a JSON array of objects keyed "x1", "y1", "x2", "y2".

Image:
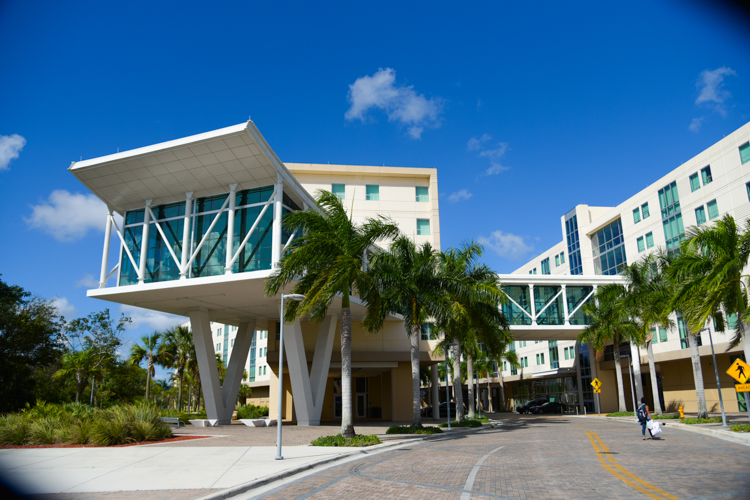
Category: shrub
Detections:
[
  {"x1": 651, "y1": 414, "x2": 681, "y2": 419},
  {"x1": 386, "y1": 425, "x2": 443, "y2": 435},
  {"x1": 730, "y1": 424, "x2": 750, "y2": 432},
  {"x1": 310, "y1": 434, "x2": 382, "y2": 447},
  {"x1": 438, "y1": 419, "x2": 484, "y2": 428},
  {"x1": 606, "y1": 412, "x2": 635, "y2": 417},
  {"x1": 681, "y1": 417, "x2": 722, "y2": 424},
  {"x1": 236, "y1": 404, "x2": 269, "y2": 419},
  {"x1": 91, "y1": 411, "x2": 131, "y2": 446},
  {"x1": 29, "y1": 416, "x2": 61, "y2": 445},
  {"x1": 0, "y1": 414, "x2": 31, "y2": 445},
  {"x1": 69, "y1": 421, "x2": 92, "y2": 445}
]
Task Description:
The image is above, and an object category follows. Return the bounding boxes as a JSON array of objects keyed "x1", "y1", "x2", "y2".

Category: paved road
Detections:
[{"x1": 244, "y1": 415, "x2": 750, "y2": 500}]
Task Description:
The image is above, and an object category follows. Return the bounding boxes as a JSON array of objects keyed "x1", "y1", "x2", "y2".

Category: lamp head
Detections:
[{"x1": 283, "y1": 294, "x2": 306, "y2": 302}]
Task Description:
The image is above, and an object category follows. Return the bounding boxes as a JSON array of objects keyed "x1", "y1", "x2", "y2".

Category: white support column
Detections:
[
  {"x1": 138, "y1": 200, "x2": 152, "y2": 285},
  {"x1": 189, "y1": 310, "x2": 224, "y2": 423},
  {"x1": 562, "y1": 284, "x2": 569, "y2": 325},
  {"x1": 99, "y1": 207, "x2": 113, "y2": 288},
  {"x1": 283, "y1": 314, "x2": 336, "y2": 425},
  {"x1": 220, "y1": 318, "x2": 257, "y2": 423},
  {"x1": 271, "y1": 178, "x2": 283, "y2": 269},
  {"x1": 225, "y1": 184, "x2": 237, "y2": 274},
  {"x1": 431, "y1": 365, "x2": 440, "y2": 417},
  {"x1": 630, "y1": 341, "x2": 644, "y2": 403},
  {"x1": 180, "y1": 192, "x2": 193, "y2": 280},
  {"x1": 529, "y1": 284, "x2": 537, "y2": 326}
]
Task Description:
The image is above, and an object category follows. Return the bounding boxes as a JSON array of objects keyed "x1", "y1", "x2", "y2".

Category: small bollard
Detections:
[{"x1": 678, "y1": 406, "x2": 684, "y2": 418}]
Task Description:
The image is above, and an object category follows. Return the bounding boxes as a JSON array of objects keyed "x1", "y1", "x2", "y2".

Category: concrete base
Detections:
[{"x1": 189, "y1": 419, "x2": 219, "y2": 427}]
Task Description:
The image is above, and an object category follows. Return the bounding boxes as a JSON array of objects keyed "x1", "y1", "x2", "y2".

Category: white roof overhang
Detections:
[{"x1": 69, "y1": 121, "x2": 315, "y2": 214}]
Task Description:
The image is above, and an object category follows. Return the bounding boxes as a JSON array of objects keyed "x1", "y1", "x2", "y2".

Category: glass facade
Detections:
[
  {"x1": 658, "y1": 181, "x2": 684, "y2": 252},
  {"x1": 695, "y1": 206, "x2": 706, "y2": 225},
  {"x1": 645, "y1": 232, "x2": 654, "y2": 248},
  {"x1": 633, "y1": 208, "x2": 641, "y2": 224},
  {"x1": 366, "y1": 184, "x2": 379, "y2": 201},
  {"x1": 416, "y1": 219, "x2": 430, "y2": 235},
  {"x1": 120, "y1": 185, "x2": 290, "y2": 285},
  {"x1": 637, "y1": 236, "x2": 645, "y2": 253},
  {"x1": 512, "y1": 376, "x2": 578, "y2": 407},
  {"x1": 549, "y1": 341, "x2": 559, "y2": 369},
  {"x1": 332, "y1": 183, "x2": 345, "y2": 199},
  {"x1": 566, "y1": 286, "x2": 592, "y2": 325},
  {"x1": 535, "y1": 286, "x2": 564, "y2": 325},
  {"x1": 592, "y1": 219, "x2": 626, "y2": 275},
  {"x1": 578, "y1": 346, "x2": 595, "y2": 412},
  {"x1": 701, "y1": 166, "x2": 713, "y2": 186},
  {"x1": 502, "y1": 286, "x2": 532, "y2": 325},
  {"x1": 541, "y1": 257, "x2": 550, "y2": 275},
  {"x1": 565, "y1": 215, "x2": 583, "y2": 275},
  {"x1": 502, "y1": 285, "x2": 591, "y2": 326},
  {"x1": 690, "y1": 173, "x2": 700, "y2": 192},
  {"x1": 420, "y1": 322, "x2": 437, "y2": 340},
  {"x1": 707, "y1": 199, "x2": 719, "y2": 220},
  {"x1": 415, "y1": 186, "x2": 429, "y2": 202},
  {"x1": 741, "y1": 142, "x2": 750, "y2": 164},
  {"x1": 641, "y1": 203, "x2": 649, "y2": 219}
]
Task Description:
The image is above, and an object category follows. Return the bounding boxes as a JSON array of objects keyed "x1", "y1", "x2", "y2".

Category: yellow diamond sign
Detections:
[
  {"x1": 727, "y1": 359, "x2": 750, "y2": 384},
  {"x1": 591, "y1": 378, "x2": 602, "y2": 390}
]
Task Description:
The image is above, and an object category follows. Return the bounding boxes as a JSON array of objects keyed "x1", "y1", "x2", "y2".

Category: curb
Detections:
[{"x1": 193, "y1": 424, "x2": 490, "y2": 500}]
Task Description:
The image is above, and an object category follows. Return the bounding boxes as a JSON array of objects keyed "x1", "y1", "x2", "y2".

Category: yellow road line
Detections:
[{"x1": 583, "y1": 430, "x2": 678, "y2": 500}]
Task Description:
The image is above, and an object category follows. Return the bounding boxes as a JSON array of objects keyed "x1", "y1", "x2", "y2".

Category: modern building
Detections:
[
  {"x1": 500, "y1": 121, "x2": 750, "y2": 414},
  {"x1": 69, "y1": 121, "x2": 444, "y2": 424}
]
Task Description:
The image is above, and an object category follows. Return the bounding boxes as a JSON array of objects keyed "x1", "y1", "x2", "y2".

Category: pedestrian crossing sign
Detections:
[
  {"x1": 727, "y1": 359, "x2": 750, "y2": 384},
  {"x1": 591, "y1": 378, "x2": 602, "y2": 390},
  {"x1": 736, "y1": 383, "x2": 750, "y2": 393},
  {"x1": 593, "y1": 388, "x2": 601, "y2": 393}
]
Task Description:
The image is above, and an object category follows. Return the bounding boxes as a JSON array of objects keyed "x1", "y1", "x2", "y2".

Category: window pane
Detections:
[
  {"x1": 695, "y1": 206, "x2": 706, "y2": 225},
  {"x1": 633, "y1": 208, "x2": 641, "y2": 224},
  {"x1": 637, "y1": 237, "x2": 645, "y2": 252},
  {"x1": 659, "y1": 328, "x2": 668, "y2": 343},
  {"x1": 641, "y1": 203, "x2": 649, "y2": 219},
  {"x1": 741, "y1": 142, "x2": 750, "y2": 165},
  {"x1": 707, "y1": 199, "x2": 719, "y2": 220},
  {"x1": 555, "y1": 255, "x2": 560, "y2": 266},
  {"x1": 645, "y1": 232, "x2": 654, "y2": 248},
  {"x1": 332, "y1": 183, "x2": 345, "y2": 199},
  {"x1": 690, "y1": 173, "x2": 700, "y2": 192},
  {"x1": 416, "y1": 186, "x2": 429, "y2": 202},
  {"x1": 701, "y1": 166, "x2": 713, "y2": 186},
  {"x1": 416, "y1": 219, "x2": 430, "y2": 235},
  {"x1": 560, "y1": 253, "x2": 565, "y2": 264},
  {"x1": 365, "y1": 184, "x2": 379, "y2": 201}
]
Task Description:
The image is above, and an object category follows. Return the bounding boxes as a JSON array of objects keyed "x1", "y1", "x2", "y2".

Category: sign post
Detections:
[
  {"x1": 591, "y1": 378, "x2": 602, "y2": 416},
  {"x1": 727, "y1": 358, "x2": 750, "y2": 422}
]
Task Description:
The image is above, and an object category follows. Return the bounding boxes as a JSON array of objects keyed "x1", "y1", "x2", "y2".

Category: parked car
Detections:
[
  {"x1": 516, "y1": 398, "x2": 548, "y2": 414},
  {"x1": 421, "y1": 402, "x2": 467, "y2": 418},
  {"x1": 529, "y1": 401, "x2": 566, "y2": 414}
]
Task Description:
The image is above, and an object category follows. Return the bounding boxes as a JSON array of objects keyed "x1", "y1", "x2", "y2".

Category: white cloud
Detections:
[
  {"x1": 345, "y1": 68, "x2": 444, "y2": 139},
  {"x1": 25, "y1": 190, "x2": 107, "y2": 242},
  {"x1": 76, "y1": 273, "x2": 100, "y2": 289},
  {"x1": 695, "y1": 67, "x2": 737, "y2": 117},
  {"x1": 467, "y1": 134, "x2": 510, "y2": 174},
  {"x1": 51, "y1": 297, "x2": 77, "y2": 318},
  {"x1": 448, "y1": 189, "x2": 473, "y2": 202},
  {"x1": 478, "y1": 230, "x2": 534, "y2": 260},
  {"x1": 0, "y1": 134, "x2": 26, "y2": 171},
  {"x1": 120, "y1": 305, "x2": 187, "y2": 332},
  {"x1": 689, "y1": 117, "x2": 705, "y2": 133}
]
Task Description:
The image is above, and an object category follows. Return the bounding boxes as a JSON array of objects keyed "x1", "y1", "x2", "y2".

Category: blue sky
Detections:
[{"x1": 1, "y1": 0, "x2": 749, "y2": 356}]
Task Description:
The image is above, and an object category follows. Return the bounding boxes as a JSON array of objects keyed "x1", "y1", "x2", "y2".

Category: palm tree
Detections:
[
  {"x1": 436, "y1": 242, "x2": 509, "y2": 421},
  {"x1": 363, "y1": 236, "x2": 446, "y2": 429},
  {"x1": 265, "y1": 190, "x2": 399, "y2": 438},
  {"x1": 162, "y1": 325, "x2": 194, "y2": 411},
  {"x1": 495, "y1": 345, "x2": 519, "y2": 411},
  {"x1": 53, "y1": 349, "x2": 104, "y2": 403},
  {"x1": 129, "y1": 331, "x2": 169, "y2": 400},
  {"x1": 620, "y1": 255, "x2": 672, "y2": 415},
  {"x1": 474, "y1": 358, "x2": 494, "y2": 413},
  {"x1": 577, "y1": 285, "x2": 637, "y2": 412}
]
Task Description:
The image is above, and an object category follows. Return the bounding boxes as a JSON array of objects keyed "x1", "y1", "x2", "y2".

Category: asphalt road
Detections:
[{"x1": 244, "y1": 414, "x2": 750, "y2": 500}]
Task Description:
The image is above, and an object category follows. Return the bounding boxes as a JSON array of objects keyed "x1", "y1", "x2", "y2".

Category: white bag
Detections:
[
  {"x1": 650, "y1": 421, "x2": 662, "y2": 436},
  {"x1": 646, "y1": 419, "x2": 654, "y2": 430}
]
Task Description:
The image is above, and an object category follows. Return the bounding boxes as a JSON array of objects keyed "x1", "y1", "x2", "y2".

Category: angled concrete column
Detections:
[
  {"x1": 283, "y1": 315, "x2": 336, "y2": 425},
  {"x1": 190, "y1": 311, "x2": 256, "y2": 424}
]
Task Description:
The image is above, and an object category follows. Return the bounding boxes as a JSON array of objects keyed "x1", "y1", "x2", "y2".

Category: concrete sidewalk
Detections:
[{"x1": 0, "y1": 421, "x2": 482, "y2": 498}]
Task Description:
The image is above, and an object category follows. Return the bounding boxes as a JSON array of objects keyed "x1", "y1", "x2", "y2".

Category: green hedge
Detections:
[
  {"x1": 730, "y1": 424, "x2": 750, "y2": 432},
  {"x1": 681, "y1": 417, "x2": 723, "y2": 424},
  {"x1": 236, "y1": 404, "x2": 269, "y2": 419},
  {"x1": 606, "y1": 411, "x2": 635, "y2": 417},
  {"x1": 386, "y1": 425, "x2": 443, "y2": 435},
  {"x1": 438, "y1": 419, "x2": 484, "y2": 428},
  {"x1": 310, "y1": 434, "x2": 382, "y2": 447},
  {"x1": 0, "y1": 401, "x2": 172, "y2": 446}
]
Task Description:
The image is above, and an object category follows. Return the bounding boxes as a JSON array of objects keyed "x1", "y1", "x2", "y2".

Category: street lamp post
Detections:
[
  {"x1": 276, "y1": 293, "x2": 306, "y2": 461},
  {"x1": 445, "y1": 343, "x2": 457, "y2": 430},
  {"x1": 623, "y1": 350, "x2": 637, "y2": 418}
]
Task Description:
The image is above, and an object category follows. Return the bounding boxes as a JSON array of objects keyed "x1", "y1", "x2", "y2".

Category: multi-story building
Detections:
[
  {"x1": 70, "y1": 120, "x2": 444, "y2": 424},
  {"x1": 502, "y1": 121, "x2": 750, "y2": 414}
]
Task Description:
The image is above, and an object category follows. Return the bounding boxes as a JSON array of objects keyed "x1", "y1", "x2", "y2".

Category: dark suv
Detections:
[
  {"x1": 516, "y1": 398, "x2": 549, "y2": 414},
  {"x1": 529, "y1": 401, "x2": 566, "y2": 414}
]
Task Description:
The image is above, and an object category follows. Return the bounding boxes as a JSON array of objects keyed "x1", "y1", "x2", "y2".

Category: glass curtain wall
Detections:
[
  {"x1": 565, "y1": 215, "x2": 583, "y2": 275},
  {"x1": 120, "y1": 184, "x2": 295, "y2": 285},
  {"x1": 534, "y1": 286, "x2": 563, "y2": 325},
  {"x1": 502, "y1": 286, "x2": 532, "y2": 325},
  {"x1": 511, "y1": 376, "x2": 578, "y2": 406},
  {"x1": 592, "y1": 219, "x2": 626, "y2": 275},
  {"x1": 658, "y1": 181, "x2": 685, "y2": 252}
]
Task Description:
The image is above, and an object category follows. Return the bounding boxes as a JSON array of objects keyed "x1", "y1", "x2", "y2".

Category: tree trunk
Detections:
[
  {"x1": 499, "y1": 370, "x2": 506, "y2": 411},
  {"x1": 452, "y1": 344, "x2": 465, "y2": 421},
  {"x1": 630, "y1": 342, "x2": 644, "y2": 403},
  {"x1": 340, "y1": 307, "x2": 355, "y2": 438},
  {"x1": 145, "y1": 360, "x2": 152, "y2": 400},
  {"x1": 487, "y1": 378, "x2": 493, "y2": 413},
  {"x1": 688, "y1": 328, "x2": 709, "y2": 419},
  {"x1": 646, "y1": 342, "x2": 662, "y2": 415},
  {"x1": 613, "y1": 347, "x2": 627, "y2": 412},
  {"x1": 177, "y1": 371, "x2": 184, "y2": 412},
  {"x1": 467, "y1": 356, "x2": 475, "y2": 419},
  {"x1": 409, "y1": 323, "x2": 423, "y2": 428},
  {"x1": 430, "y1": 365, "x2": 440, "y2": 421},
  {"x1": 75, "y1": 371, "x2": 84, "y2": 403}
]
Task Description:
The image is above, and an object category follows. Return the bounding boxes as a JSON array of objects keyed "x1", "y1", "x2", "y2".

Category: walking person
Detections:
[{"x1": 637, "y1": 397, "x2": 652, "y2": 440}]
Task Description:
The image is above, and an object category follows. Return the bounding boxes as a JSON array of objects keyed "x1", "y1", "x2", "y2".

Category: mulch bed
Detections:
[{"x1": 0, "y1": 435, "x2": 209, "y2": 449}]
